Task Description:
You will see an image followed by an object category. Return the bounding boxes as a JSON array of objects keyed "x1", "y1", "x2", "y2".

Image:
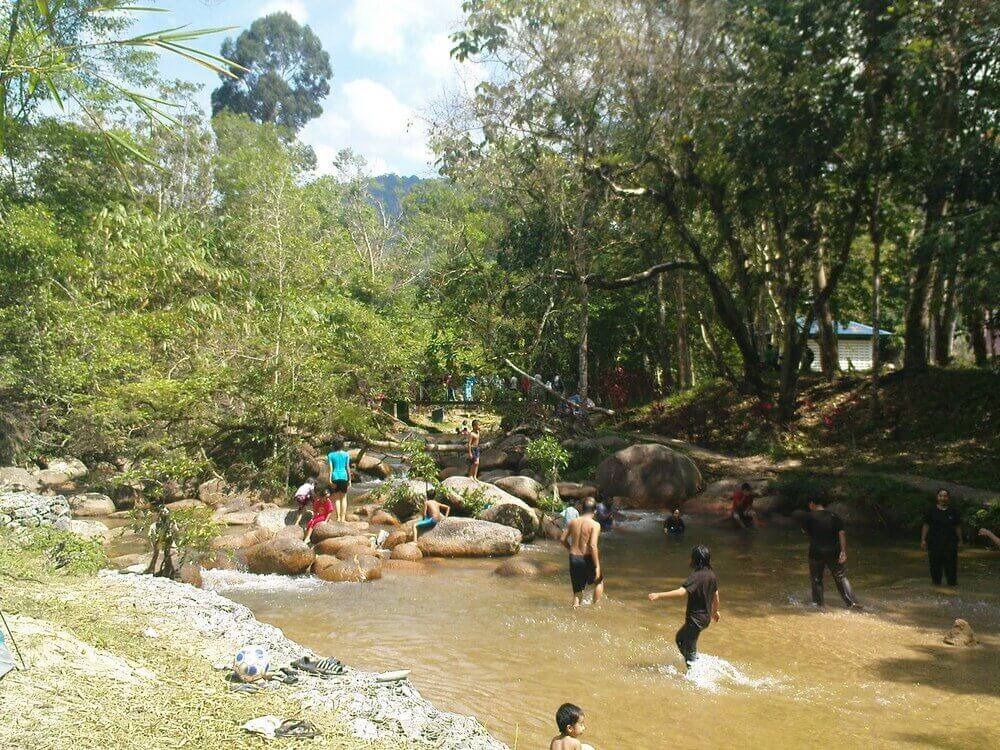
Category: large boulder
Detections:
[
  {"x1": 52, "y1": 517, "x2": 109, "y2": 541},
  {"x1": 416, "y1": 517, "x2": 521, "y2": 558},
  {"x1": 370, "y1": 509, "x2": 400, "y2": 526},
  {"x1": 0, "y1": 467, "x2": 40, "y2": 492},
  {"x1": 70, "y1": 493, "x2": 115, "y2": 517},
  {"x1": 480, "y1": 469, "x2": 513, "y2": 483},
  {"x1": 313, "y1": 534, "x2": 372, "y2": 556},
  {"x1": 477, "y1": 496, "x2": 539, "y2": 542},
  {"x1": 335, "y1": 542, "x2": 378, "y2": 560},
  {"x1": 311, "y1": 520, "x2": 370, "y2": 543},
  {"x1": 440, "y1": 476, "x2": 520, "y2": 510},
  {"x1": 36, "y1": 469, "x2": 75, "y2": 493},
  {"x1": 197, "y1": 478, "x2": 231, "y2": 508},
  {"x1": 254, "y1": 506, "x2": 301, "y2": 535},
  {"x1": 493, "y1": 476, "x2": 544, "y2": 506},
  {"x1": 350, "y1": 450, "x2": 393, "y2": 479},
  {"x1": 244, "y1": 536, "x2": 315, "y2": 575},
  {"x1": 390, "y1": 542, "x2": 423, "y2": 561},
  {"x1": 44, "y1": 457, "x2": 88, "y2": 481},
  {"x1": 382, "y1": 528, "x2": 412, "y2": 549},
  {"x1": 595, "y1": 444, "x2": 702, "y2": 507},
  {"x1": 540, "y1": 513, "x2": 563, "y2": 540},
  {"x1": 494, "y1": 559, "x2": 561, "y2": 577},
  {"x1": 314, "y1": 553, "x2": 382, "y2": 582},
  {"x1": 556, "y1": 482, "x2": 599, "y2": 501}
]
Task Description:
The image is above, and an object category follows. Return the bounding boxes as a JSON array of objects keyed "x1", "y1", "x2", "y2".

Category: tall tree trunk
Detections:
[
  {"x1": 903, "y1": 196, "x2": 946, "y2": 371},
  {"x1": 870, "y1": 195, "x2": 883, "y2": 421},
  {"x1": 966, "y1": 303, "x2": 988, "y2": 366},
  {"x1": 813, "y1": 250, "x2": 839, "y2": 379},
  {"x1": 577, "y1": 279, "x2": 589, "y2": 402},
  {"x1": 675, "y1": 275, "x2": 693, "y2": 389},
  {"x1": 933, "y1": 262, "x2": 959, "y2": 365},
  {"x1": 656, "y1": 274, "x2": 674, "y2": 393}
]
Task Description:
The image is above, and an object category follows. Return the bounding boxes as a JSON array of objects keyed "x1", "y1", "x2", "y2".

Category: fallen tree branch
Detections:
[{"x1": 503, "y1": 358, "x2": 615, "y2": 416}]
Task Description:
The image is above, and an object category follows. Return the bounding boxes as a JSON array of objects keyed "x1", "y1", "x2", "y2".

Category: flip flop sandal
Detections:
[
  {"x1": 274, "y1": 720, "x2": 320, "y2": 739},
  {"x1": 291, "y1": 656, "x2": 345, "y2": 677},
  {"x1": 228, "y1": 682, "x2": 261, "y2": 693},
  {"x1": 270, "y1": 671, "x2": 300, "y2": 685}
]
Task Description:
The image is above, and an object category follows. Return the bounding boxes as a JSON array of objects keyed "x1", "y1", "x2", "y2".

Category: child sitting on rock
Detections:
[{"x1": 304, "y1": 487, "x2": 334, "y2": 543}]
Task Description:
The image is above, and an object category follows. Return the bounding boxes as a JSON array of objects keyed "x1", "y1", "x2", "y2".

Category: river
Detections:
[{"x1": 206, "y1": 515, "x2": 1000, "y2": 749}]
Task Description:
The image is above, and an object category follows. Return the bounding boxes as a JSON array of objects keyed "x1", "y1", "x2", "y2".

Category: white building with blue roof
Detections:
[{"x1": 804, "y1": 320, "x2": 893, "y2": 372}]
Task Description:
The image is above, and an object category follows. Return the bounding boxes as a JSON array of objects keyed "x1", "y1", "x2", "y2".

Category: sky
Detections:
[{"x1": 134, "y1": 0, "x2": 482, "y2": 176}]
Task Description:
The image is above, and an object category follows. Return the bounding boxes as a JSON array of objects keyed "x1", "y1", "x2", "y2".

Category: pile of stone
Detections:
[{"x1": 0, "y1": 490, "x2": 71, "y2": 530}]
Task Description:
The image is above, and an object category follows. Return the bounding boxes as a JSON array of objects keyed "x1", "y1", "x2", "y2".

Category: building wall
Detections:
[{"x1": 807, "y1": 339, "x2": 875, "y2": 372}]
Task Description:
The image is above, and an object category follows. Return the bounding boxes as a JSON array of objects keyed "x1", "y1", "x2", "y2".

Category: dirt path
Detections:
[{"x1": 632, "y1": 432, "x2": 997, "y2": 503}]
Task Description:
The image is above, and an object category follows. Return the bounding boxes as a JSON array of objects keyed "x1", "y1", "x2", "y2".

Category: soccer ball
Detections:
[{"x1": 233, "y1": 645, "x2": 269, "y2": 683}]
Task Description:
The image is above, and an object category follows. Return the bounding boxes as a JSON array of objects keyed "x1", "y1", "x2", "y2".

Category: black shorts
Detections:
[
  {"x1": 569, "y1": 554, "x2": 603, "y2": 594},
  {"x1": 331, "y1": 479, "x2": 349, "y2": 492}
]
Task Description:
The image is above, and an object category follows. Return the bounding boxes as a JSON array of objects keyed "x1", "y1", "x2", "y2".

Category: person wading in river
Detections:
[
  {"x1": 327, "y1": 438, "x2": 351, "y2": 523},
  {"x1": 648, "y1": 545, "x2": 720, "y2": 670},
  {"x1": 921, "y1": 489, "x2": 963, "y2": 587},
  {"x1": 560, "y1": 497, "x2": 604, "y2": 606},
  {"x1": 800, "y1": 496, "x2": 862, "y2": 609},
  {"x1": 467, "y1": 419, "x2": 481, "y2": 479}
]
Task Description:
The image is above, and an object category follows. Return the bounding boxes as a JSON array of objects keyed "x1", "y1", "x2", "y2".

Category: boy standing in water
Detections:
[
  {"x1": 648, "y1": 545, "x2": 720, "y2": 669},
  {"x1": 800, "y1": 496, "x2": 862, "y2": 609},
  {"x1": 561, "y1": 498, "x2": 604, "y2": 606},
  {"x1": 549, "y1": 703, "x2": 593, "y2": 750},
  {"x1": 467, "y1": 419, "x2": 481, "y2": 479}
]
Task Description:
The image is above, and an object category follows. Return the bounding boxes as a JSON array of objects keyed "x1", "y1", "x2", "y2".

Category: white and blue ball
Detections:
[{"x1": 233, "y1": 645, "x2": 270, "y2": 683}]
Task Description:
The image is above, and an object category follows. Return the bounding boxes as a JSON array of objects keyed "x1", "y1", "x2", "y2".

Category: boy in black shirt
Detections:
[
  {"x1": 648, "y1": 545, "x2": 720, "y2": 669},
  {"x1": 800, "y1": 497, "x2": 861, "y2": 609},
  {"x1": 920, "y1": 489, "x2": 962, "y2": 586}
]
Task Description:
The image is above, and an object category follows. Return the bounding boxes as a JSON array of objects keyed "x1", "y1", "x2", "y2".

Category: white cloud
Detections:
[
  {"x1": 301, "y1": 78, "x2": 432, "y2": 176},
  {"x1": 348, "y1": 0, "x2": 462, "y2": 58},
  {"x1": 258, "y1": 0, "x2": 309, "y2": 23}
]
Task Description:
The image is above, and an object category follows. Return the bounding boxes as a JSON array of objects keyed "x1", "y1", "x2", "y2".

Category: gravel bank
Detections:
[{"x1": 97, "y1": 572, "x2": 508, "y2": 750}]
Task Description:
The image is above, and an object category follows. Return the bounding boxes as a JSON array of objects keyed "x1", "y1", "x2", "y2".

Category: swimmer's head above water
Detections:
[
  {"x1": 556, "y1": 703, "x2": 585, "y2": 738},
  {"x1": 581, "y1": 497, "x2": 597, "y2": 515}
]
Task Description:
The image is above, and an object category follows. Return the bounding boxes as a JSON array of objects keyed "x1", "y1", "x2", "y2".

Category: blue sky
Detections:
[{"x1": 135, "y1": 1, "x2": 481, "y2": 176}]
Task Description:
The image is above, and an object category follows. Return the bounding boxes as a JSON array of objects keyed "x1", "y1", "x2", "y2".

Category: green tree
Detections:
[{"x1": 211, "y1": 12, "x2": 331, "y2": 131}]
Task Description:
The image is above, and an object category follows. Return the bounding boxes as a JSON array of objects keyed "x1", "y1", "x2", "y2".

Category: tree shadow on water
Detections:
[
  {"x1": 893, "y1": 728, "x2": 1000, "y2": 749},
  {"x1": 874, "y1": 642, "x2": 1000, "y2": 697}
]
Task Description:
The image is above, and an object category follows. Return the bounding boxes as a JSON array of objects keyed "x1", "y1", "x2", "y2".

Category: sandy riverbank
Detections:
[{"x1": 1, "y1": 561, "x2": 507, "y2": 750}]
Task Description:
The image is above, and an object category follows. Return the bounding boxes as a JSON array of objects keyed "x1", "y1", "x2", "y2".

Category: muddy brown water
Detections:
[{"x1": 200, "y1": 516, "x2": 998, "y2": 749}]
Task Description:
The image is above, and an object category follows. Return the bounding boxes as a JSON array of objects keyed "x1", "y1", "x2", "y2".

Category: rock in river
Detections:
[
  {"x1": 477, "y1": 496, "x2": 539, "y2": 542},
  {"x1": 390, "y1": 542, "x2": 422, "y2": 561},
  {"x1": 313, "y1": 534, "x2": 372, "y2": 557},
  {"x1": 244, "y1": 536, "x2": 315, "y2": 575},
  {"x1": 943, "y1": 619, "x2": 978, "y2": 647},
  {"x1": 595, "y1": 443, "x2": 702, "y2": 507},
  {"x1": 416, "y1": 517, "x2": 521, "y2": 558},
  {"x1": 314, "y1": 553, "x2": 383, "y2": 582},
  {"x1": 310, "y1": 520, "x2": 370, "y2": 543},
  {"x1": 70, "y1": 493, "x2": 115, "y2": 517}
]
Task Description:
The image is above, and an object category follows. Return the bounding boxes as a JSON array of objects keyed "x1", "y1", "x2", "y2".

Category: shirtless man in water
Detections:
[{"x1": 560, "y1": 497, "x2": 604, "y2": 606}]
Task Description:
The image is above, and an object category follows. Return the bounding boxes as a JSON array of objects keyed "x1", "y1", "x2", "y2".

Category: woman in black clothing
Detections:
[
  {"x1": 648, "y1": 545, "x2": 720, "y2": 669},
  {"x1": 920, "y1": 489, "x2": 963, "y2": 586}
]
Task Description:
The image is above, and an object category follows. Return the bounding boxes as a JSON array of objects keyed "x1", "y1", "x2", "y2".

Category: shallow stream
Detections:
[{"x1": 207, "y1": 515, "x2": 1000, "y2": 749}]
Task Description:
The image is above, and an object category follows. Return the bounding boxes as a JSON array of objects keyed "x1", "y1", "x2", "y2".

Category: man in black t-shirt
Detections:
[
  {"x1": 920, "y1": 489, "x2": 962, "y2": 586},
  {"x1": 800, "y1": 497, "x2": 861, "y2": 609},
  {"x1": 648, "y1": 545, "x2": 721, "y2": 669}
]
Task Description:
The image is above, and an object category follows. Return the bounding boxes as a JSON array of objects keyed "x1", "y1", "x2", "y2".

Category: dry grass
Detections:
[{"x1": 0, "y1": 534, "x2": 417, "y2": 750}]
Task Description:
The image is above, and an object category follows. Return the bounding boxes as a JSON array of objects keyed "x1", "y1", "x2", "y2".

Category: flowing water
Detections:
[{"x1": 206, "y1": 515, "x2": 1000, "y2": 749}]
